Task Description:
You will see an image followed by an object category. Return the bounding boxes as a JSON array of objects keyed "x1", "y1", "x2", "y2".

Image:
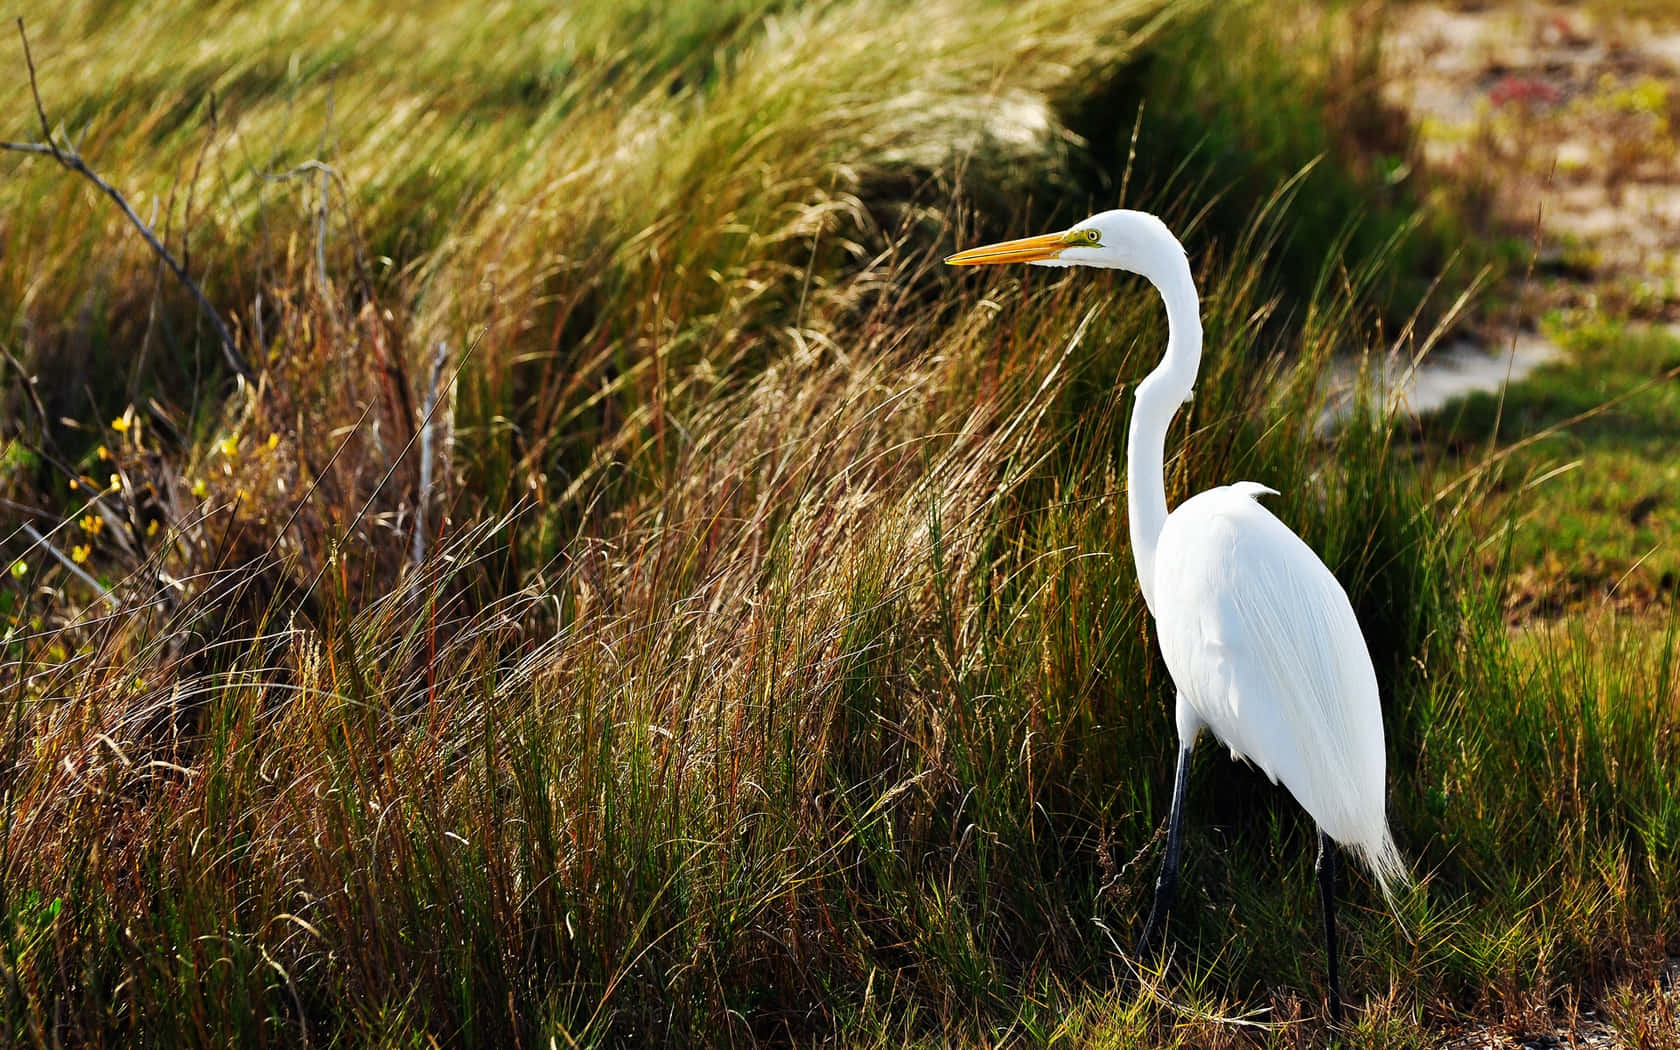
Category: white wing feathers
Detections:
[{"x1": 1152, "y1": 483, "x2": 1408, "y2": 904}]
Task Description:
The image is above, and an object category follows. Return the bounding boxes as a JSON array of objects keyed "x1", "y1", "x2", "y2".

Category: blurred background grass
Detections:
[{"x1": 2, "y1": 1, "x2": 1675, "y2": 1047}]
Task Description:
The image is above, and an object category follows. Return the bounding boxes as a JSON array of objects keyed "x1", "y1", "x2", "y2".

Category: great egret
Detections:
[{"x1": 946, "y1": 210, "x2": 1406, "y2": 1024}]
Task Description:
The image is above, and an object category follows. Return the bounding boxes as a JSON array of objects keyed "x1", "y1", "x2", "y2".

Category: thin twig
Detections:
[
  {"x1": 252, "y1": 159, "x2": 375, "y2": 302},
  {"x1": 315, "y1": 84, "x2": 339, "y2": 329},
  {"x1": 301, "y1": 331, "x2": 478, "y2": 610},
  {"x1": 19, "y1": 14, "x2": 49, "y2": 141},
  {"x1": 2, "y1": 19, "x2": 257, "y2": 383},
  {"x1": 0, "y1": 497, "x2": 55, "y2": 522},
  {"x1": 410, "y1": 340, "x2": 450, "y2": 568},
  {"x1": 1, "y1": 346, "x2": 51, "y2": 435}
]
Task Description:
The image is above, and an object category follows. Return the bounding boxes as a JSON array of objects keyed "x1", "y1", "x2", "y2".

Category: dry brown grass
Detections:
[{"x1": 2, "y1": 1, "x2": 1676, "y2": 1047}]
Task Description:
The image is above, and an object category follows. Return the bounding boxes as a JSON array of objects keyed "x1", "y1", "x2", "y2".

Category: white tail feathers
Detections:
[{"x1": 1349, "y1": 823, "x2": 1412, "y2": 940}]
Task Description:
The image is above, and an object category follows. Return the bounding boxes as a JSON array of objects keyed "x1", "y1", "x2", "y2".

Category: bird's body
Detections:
[
  {"x1": 1153, "y1": 483, "x2": 1403, "y2": 890},
  {"x1": 947, "y1": 208, "x2": 1406, "y2": 1025}
]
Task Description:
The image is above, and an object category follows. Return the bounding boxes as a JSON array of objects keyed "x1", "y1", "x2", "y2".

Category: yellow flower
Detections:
[
  {"x1": 80, "y1": 514, "x2": 104, "y2": 535},
  {"x1": 71, "y1": 544, "x2": 90, "y2": 564},
  {"x1": 110, "y1": 417, "x2": 130, "y2": 434},
  {"x1": 266, "y1": 433, "x2": 280, "y2": 451},
  {"x1": 191, "y1": 479, "x2": 209, "y2": 498},
  {"x1": 146, "y1": 519, "x2": 160, "y2": 537},
  {"x1": 97, "y1": 445, "x2": 112, "y2": 461},
  {"x1": 9, "y1": 560, "x2": 26, "y2": 579},
  {"x1": 218, "y1": 436, "x2": 239, "y2": 458}
]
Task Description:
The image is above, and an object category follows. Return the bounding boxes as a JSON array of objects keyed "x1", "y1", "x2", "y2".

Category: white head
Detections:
[{"x1": 946, "y1": 208, "x2": 1190, "y2": 290}]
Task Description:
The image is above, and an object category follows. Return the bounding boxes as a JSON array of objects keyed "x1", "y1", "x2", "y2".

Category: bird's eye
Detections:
[{"x1": 1083, "y1": 229, "x2": 1101, "y2": 244}]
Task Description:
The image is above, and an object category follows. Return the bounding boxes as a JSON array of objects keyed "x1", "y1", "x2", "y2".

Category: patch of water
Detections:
[{"x1": 1320, "y1": 332, "x2": 1563, "y2": 426}]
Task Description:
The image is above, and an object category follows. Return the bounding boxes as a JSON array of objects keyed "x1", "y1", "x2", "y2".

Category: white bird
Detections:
[{"x1": 946, "y1": 209, "x2": 1406, "y2": 1025}]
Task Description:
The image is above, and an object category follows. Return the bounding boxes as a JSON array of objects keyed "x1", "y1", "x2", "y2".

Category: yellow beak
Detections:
[{"x1": 945, "y1": 230, "x2": 1071, "y2": 266}]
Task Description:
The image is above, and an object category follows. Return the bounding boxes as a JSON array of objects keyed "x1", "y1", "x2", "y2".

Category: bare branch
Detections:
[
  {"x1": 17, "y1": 17, "x2": 52, "y2": 149},
  {"x1": 1, "y1": 346, "x2": 51, "y2": 435},
  {"x1": 0, "y1": 497, "x2": 55, "y2": 522},
  {"x1": 3, "y1": 20, "x2": 258, "y2": 384},
  {"x1": 410, "y1": 340, "x2": 450, "y2": 568}
]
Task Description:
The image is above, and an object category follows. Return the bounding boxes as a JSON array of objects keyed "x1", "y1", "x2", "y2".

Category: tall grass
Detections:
[{"x1": 3, "y1": 0, "x2": 1675, "y2": 1046}]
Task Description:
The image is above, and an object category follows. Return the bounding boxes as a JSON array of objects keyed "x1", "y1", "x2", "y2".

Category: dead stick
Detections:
[
  {"x1": 410, "y1": 340, "x2": 449, "y2": 568},
  {"x1": 1, "y1": 19, "x2": 257, "y2": 383}
]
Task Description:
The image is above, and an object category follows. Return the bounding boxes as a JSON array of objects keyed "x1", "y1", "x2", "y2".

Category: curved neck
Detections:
[{"x1": 1127, "y1": 258, "x2": 1202, "y2": 614}]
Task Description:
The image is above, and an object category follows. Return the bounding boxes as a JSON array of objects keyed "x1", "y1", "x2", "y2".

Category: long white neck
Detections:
[{"x1": 1127, "y1": 257, "x2": 1202, "y2": 615}]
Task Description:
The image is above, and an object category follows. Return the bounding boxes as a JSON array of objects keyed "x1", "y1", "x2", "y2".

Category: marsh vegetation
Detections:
[{"x1": 2, "y1": 2, "x2": 1675, "y2": 1046}]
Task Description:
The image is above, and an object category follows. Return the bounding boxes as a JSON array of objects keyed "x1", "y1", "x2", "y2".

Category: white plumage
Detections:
[
  {"x1": 1153, "y1": 482, "x2": 1405, "y2": 902},
  {"x1": 948, "y1": 207, "x2": 1407, "y2": 1023}
]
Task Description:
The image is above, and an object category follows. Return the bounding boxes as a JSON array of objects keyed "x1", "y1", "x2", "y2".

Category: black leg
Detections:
[
  {"x1": 1135, "y1": 741, "x2": 1194, "y2": 956},
  {"x1": 1316, "y1": 828, "x2": 1344, "y2": 1028}
]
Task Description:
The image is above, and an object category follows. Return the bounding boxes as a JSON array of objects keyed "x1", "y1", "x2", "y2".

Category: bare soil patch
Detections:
[{"x1": 1387, "y1": 1, "x2": 1680, "y2": 316}]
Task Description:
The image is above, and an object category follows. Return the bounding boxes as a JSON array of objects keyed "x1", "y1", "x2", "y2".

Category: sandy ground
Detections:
[{"x1": 1385, "y1": 1, "x2": 1680, "y2": 316}]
